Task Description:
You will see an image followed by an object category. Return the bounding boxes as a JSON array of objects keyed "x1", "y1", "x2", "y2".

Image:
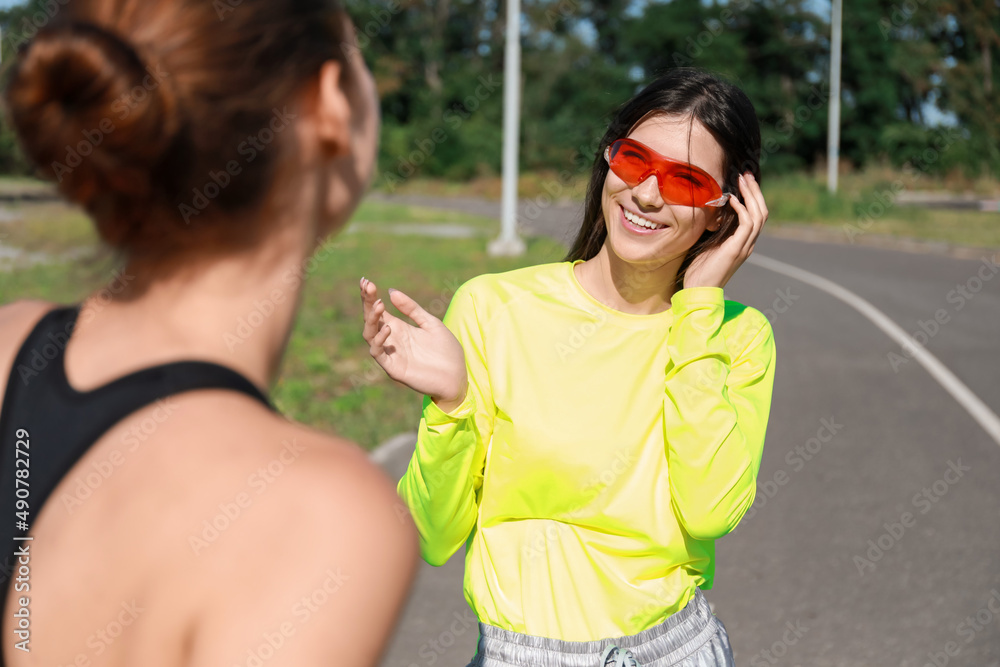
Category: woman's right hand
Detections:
[{"x1": 360, "y1": 277, "x2": 469, "y2": 412}]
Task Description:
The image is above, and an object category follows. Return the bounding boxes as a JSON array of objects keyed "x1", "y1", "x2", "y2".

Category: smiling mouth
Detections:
[{"x1": 621, "y1": 204, "x2": 668, "y2": 231}]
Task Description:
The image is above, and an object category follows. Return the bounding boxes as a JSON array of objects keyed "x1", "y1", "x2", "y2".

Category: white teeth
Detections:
[{"x1": 623, "y1": 208, "x2": 665, "y2": 230}]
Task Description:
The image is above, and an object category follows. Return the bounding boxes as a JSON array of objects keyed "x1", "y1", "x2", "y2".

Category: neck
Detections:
[
  {"x1": 73, "y1": 198, "x2": 319, "y2": 398},
  {"x1": 576, "y1": 244, "x2": 685, "y2": 315}
]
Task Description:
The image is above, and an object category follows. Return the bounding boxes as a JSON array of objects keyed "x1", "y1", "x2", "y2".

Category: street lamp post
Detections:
[
  {"x1": 489, "y1": 0, "x2": 527, "y2": 257},
  {"x1": 827, "y1": 0, "x2": 843, "y2": 194}
]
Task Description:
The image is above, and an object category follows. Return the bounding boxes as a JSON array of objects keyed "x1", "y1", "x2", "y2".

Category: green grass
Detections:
[
  {"x1": 0, "y1": 200, "x2": 567, "y2": 450},
  {"x1": 0, "y1": 198, "x2": 502, "y2": 255},
  {"x1": 350, "y1": 200, "x2": 498, "y2": 229},
  {"x1": 763, "y1": 171, "x2": 1000, "y2": 248},
  {"x1": 0, "y1": 201, "x2": 103, "y2": 254}
]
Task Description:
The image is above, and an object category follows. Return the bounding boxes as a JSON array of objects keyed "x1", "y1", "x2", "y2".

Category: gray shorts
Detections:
[{"x1": 464, "y1": 588, "x2": 734, "y2": 667}]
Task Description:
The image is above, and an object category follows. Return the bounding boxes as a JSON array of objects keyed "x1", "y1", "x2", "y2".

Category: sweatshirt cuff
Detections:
[
  {"x1": 670, "y1": 286, "x2": 724, "y2": 310},
  {"x1": 424, "y1": 389, "x2": 477, "y2": 425}
]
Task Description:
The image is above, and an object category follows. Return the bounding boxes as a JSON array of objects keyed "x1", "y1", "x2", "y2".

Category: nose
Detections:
[{"x1": 632, "y1": 173, "x2": 663, "y2": 209}]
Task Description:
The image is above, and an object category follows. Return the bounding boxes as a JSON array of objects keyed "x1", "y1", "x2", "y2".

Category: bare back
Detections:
[{"x1": 0, "y1": 300, "x2": 418, "y2": 666}]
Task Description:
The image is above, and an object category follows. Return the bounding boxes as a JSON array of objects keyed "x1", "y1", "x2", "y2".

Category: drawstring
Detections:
[{"x1": 601, "y1": 644, "x2": 642, "y2": 667}]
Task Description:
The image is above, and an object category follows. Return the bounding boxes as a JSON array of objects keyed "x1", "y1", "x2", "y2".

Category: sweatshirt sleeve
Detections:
[
  {"x1": 396, "y1": 281, "x2": 496, "y2": 566},
  {"x1": 662, "y1": 286, "x2": 777, "y2": 541}
]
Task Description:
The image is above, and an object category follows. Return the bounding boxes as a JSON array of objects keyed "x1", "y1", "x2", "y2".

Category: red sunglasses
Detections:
[{"x1": 604, "y1": 138, "x2": 732, "y2": 208}]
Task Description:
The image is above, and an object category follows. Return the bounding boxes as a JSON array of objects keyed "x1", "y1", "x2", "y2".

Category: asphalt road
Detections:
[{"x1": 373, "y1": 195, "x2": 1000, "y2": 667}]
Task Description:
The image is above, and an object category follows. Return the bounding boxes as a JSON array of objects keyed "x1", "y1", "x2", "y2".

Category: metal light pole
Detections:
[
  {"x1": 488, "y1": 0, "x2": 526, "y2": 257},
  {"x1": 827, "y1": 0, "x2": 842, "y2": 194}
]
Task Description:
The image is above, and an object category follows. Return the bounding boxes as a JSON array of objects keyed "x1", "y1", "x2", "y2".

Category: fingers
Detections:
[
  {"x1": 387, "y1": 288, "x2": 437, "y2": 328},
  {"x1": 369, "y1": 318, "x2": 392, "y2": 359},
  {"x1": 362, "y1": 286, "x2": 385, "y2": 344},
  {"x1": 728, "y1": 192, "x2": 755, "y2": 251},
  {"x1": 738, "y1": 174, "x2": 762, "y2": 222},
  {"x1": 745, "y1": 172, "x2": 769, "y2": 223},
  {"x1": 360, "y1": 276, "x2": 379, "y2": 314},
  {"x1": 734, "y1": 173, "x2": 767, "y2": 254},
  {"x1": 360, "y1": 276, "x2": 385, "y2": 339},
  {"x1": 739, "y1": 172, "x2": 768, "y2": 227}
]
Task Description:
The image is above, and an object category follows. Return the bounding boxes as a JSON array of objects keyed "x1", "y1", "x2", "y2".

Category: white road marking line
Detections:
[{"x1": 747, "y1": 253, "x2": 1000, "y2": 447}]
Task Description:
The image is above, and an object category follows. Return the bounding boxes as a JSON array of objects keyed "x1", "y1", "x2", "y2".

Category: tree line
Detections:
[{"x1": 0, "y1": 0, "x2": 997, "y2": 186}]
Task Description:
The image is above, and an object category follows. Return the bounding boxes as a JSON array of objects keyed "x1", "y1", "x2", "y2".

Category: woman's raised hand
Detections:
[
  {"x1": 360, "y1": 277, "x2": 469, "y2": 411},
  {"x1": 683, "y1": 171, "x2": 769, "y2": 290}
]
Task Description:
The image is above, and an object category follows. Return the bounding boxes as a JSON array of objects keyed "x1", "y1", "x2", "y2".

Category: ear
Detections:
[
  {"x1": 313, "y1": 60, "x2": 352, "y2": 159},
  {"x1": 706, "y1": 209, "x2": 723, "y2": 233}
]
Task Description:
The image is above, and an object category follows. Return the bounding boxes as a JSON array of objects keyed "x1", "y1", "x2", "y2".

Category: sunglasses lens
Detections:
[
  {"x1": 660, "y1": 166, "x2": 722, "y2": 207},
  {"x1": 608, "y1": 141, "x2": 652, "y2": 186},
  {"x1": 608, "y1": 139, "x2": 724, "y2": 207}
]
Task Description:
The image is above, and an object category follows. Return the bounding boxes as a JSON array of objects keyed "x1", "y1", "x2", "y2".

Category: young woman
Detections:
[
  {"x1": 361, "y1": 68, "x2": 775, "y2": 667},
  {"x1": 0, "y1": 1, "x2": 417, "y2": 665}
]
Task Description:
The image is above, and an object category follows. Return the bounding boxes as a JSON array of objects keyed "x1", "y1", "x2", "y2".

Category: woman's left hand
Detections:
[{"x1": 682, "y1": 171, "x2": 768, "y2": 290}]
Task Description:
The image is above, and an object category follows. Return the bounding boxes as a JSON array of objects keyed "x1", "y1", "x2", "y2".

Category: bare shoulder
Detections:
[
  {"x1": 184, "y1": 420, "x2": 419, "y2": 666},
  {"x1": 272, "y1": 424, "x2": 420, "y2": 549},
  {"x1": 0, "y1": 298, "x2": 58, "y2": 334}
]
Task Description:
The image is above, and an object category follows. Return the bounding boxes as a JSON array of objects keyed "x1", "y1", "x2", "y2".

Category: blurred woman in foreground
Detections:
[{"x1": 0, "y1": 1, "x2": 417, "y2": 665}]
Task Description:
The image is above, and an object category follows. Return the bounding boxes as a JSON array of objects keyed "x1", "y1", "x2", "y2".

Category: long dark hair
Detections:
[{"x1": 563, "y1": 68, "x2": 762, "y2": 294}]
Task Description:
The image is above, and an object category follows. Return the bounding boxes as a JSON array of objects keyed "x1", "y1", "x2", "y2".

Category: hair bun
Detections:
[{"x1": 4, "y1": 19, "x2": 181, "y2": 214}]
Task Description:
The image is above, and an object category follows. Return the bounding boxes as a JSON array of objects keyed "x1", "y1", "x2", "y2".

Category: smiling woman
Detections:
[
  {"x1": 569, "y1": 68, "x2": 765, "y2": 306},
  {"x1": 360, "y1": 67, "x2": 776, "y2": 667}
]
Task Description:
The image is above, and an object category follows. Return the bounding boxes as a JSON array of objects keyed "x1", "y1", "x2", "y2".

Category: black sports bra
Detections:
[{"x1": 0, "y1": 304, "x2": 277, "y2": 660}]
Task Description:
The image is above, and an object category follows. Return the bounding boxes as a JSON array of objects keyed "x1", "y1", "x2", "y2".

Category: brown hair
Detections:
[
  {"x1": 2, "y1": 0, "x2": 353, "y2": 261},
  {"x1": 564, "y1": 67, "x2": 762, "y2": 295}
]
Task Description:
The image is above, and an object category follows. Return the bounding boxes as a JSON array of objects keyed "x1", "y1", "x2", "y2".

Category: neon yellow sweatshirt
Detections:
[{"x1": 397, "y1": 259, "x2": 777, "y2": 641}]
